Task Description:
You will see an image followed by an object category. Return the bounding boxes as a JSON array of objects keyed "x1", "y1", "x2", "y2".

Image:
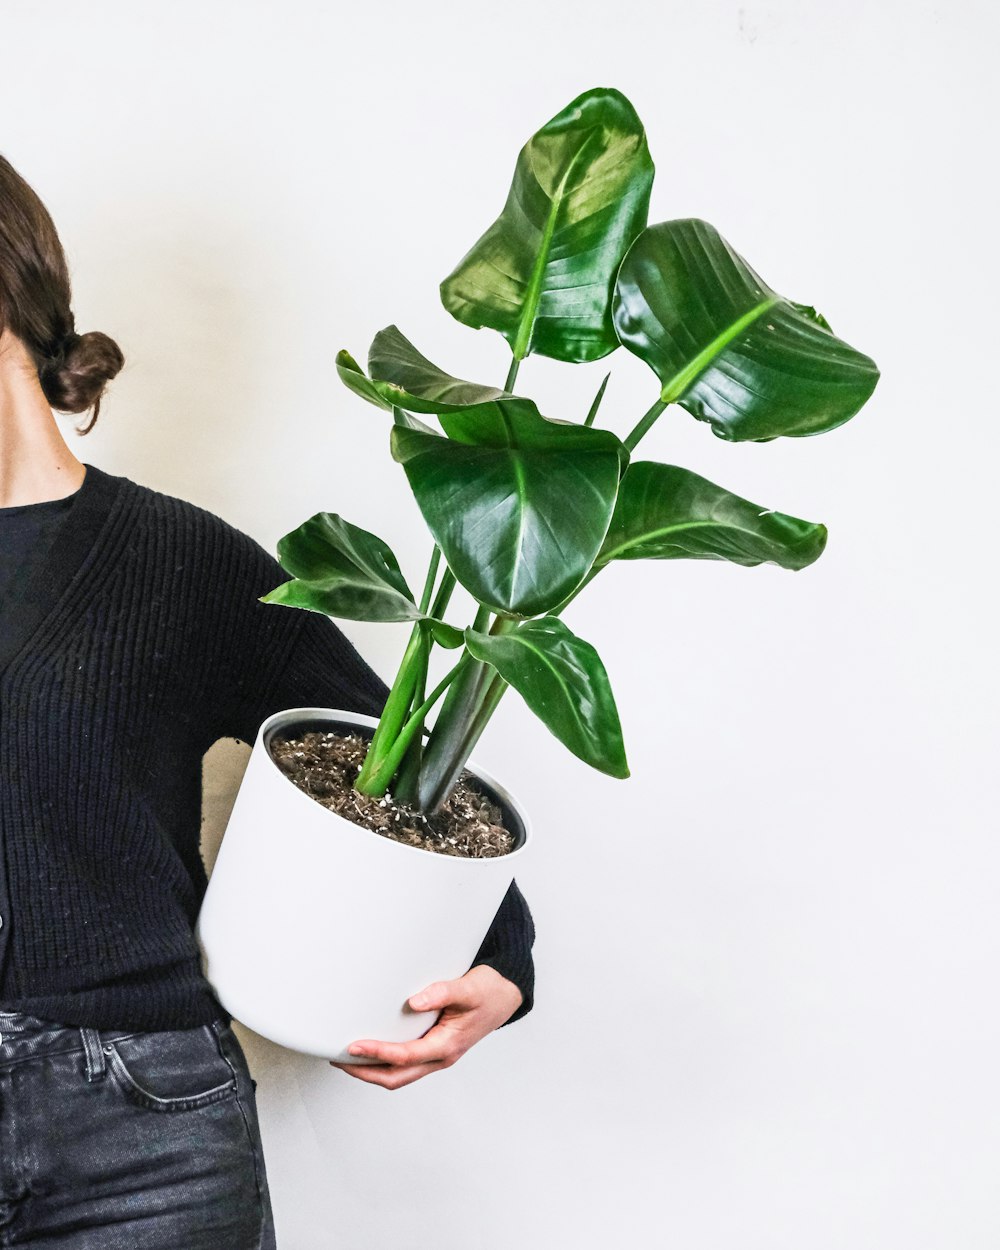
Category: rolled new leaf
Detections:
[
  {"x1": 465, "y1": 618, "x2": 629, "y2": 778},
  {"x1": 390, "y1": 398, "x2": 626, "y2": 617},
  {"x1": 440, "y1": 86, "x2": 654, "y2": 363},
  {"x1": 594, "y1": 462, "x2": 827, "y2": 570},
  {"x1": 261, "y1": 512, "x2": 463, "y2": 646},
  {"x1": 612, "y1": 219, "x2": 880, "y2": 441}
]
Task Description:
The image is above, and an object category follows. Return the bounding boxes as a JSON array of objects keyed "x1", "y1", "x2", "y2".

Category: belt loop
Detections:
[{"x1": 80, "y1": 1027, "x2": 106, "y2": 1081}]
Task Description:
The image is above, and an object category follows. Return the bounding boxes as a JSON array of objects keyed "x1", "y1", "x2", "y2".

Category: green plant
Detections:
[{"x1": 262, "y1": 86, "x2": 879, "y2": 816}]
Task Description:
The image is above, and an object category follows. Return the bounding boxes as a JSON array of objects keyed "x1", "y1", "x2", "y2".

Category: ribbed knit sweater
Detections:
[{"x1": 0, "y1": 462, "x2": 534, "y2": 1033}]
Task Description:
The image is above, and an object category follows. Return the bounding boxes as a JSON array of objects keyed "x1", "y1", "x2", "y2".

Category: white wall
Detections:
[{"x1": 4, "y1": 0, "x2": 996, "y2": 1245}]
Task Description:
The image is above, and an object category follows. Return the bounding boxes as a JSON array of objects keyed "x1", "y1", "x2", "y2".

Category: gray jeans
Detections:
[{"x1": 0, "y1": 1009, "x2": 276, "y2": 1248}]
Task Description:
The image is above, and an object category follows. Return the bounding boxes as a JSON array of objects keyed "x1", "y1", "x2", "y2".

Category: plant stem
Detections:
[
  {"x1": 466, "y1": 668, "x2": 509, "y2": 742},
  {"x1": 623, "y1": 398, "x2": 668, "y2": 452},
  {"x1": 584, "y1": 373, "x2": 611, "y2": 428},
  {"x1": 418, "y1": 546, "x2": 441, "y2": 614},
  {"x1": 356, "y1": 651, "x2": 470, "y2": 795},
  {"x1": 354, "y1": 624, "x2": 424, "y2": 789},
  {"x1": 391, "y1": 628, "x2": 431, "y2": 805},
  {"x1": 429, "y1": 566, "x2": 456, "y2": 620},
  {"x1": 544, "y1": 566, "x2": 600, "y2": 618},
  {"x1": 504, "y1": 356, "x2": 520, "y2": 392},
  {"x1": 390, "y1": 553, "x2": 460, "y2": 803},
  {"x1": 413, "y1": 611, "x2": 516, "y2": 812},
  {"x1": 354, "y1": 542, "x2": 443, "y2": 792}
]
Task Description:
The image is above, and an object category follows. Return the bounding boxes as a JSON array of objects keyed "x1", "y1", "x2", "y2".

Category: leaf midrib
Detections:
[
  {"x1": 597, "y1": 515, "x2": 812, "y2": 565},
  {"x1": 512, "y1": 131, "x2": 604, "y2": 361},
  {"x1": 659, "y1": 296, "x2": 780, "y2": 403},
  {"x1": 484, "y1": 631, "x2": 590, "y2": 740}
]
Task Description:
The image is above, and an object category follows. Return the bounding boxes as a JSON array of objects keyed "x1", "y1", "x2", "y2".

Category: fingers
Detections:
[
  {"x1": 342, "y1": 1027, "x2": 461, "y2": 1068},
  {"x1": 407, "y1": 978, "x2": 470, "y2": 1013},
  {"x1": 329, "y1": 1059, "x2": 445, "y2": 1090},
  {"x1": 325, "y1": 971, "x2": 493, "y2": 1087}
]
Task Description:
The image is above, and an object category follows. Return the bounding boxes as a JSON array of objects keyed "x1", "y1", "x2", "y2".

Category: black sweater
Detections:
[{"x1": 0, "y1": 463, "x2": 534, "y2": 1032}]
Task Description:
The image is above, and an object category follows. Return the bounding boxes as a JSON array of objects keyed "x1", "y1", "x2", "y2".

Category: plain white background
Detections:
[{"x1": 3, "y1": 0, "x2": 997, "y2": 1245}]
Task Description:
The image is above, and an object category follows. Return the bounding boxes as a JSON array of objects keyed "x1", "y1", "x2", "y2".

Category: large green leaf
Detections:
[
  {"x1": 390, "y1": 399, "x2": 626, "y2": 617},
  {"x1": 465, "y1": 618, "x2": 628, "y2": 778},
  {"x1": 595, "y1": 462, "x2": 827, "y2": 570},
  {"x1": 440, "y1": 87, "x2": 654, "y2": 364},
  {"x1": 612, "y1": 219, "x2": 880, "y2": 441},
  {"x1": 261, "y1": 512, "x2": 462, "y2": 645}
]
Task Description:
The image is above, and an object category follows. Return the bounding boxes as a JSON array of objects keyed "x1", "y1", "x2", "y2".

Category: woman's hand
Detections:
[{"x1": 328, "y1": 965, "x2": 523, "y2": 1090}]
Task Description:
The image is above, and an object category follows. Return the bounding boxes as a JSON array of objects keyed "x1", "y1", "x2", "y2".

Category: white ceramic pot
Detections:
[{"x1": 195, "y1": 707, "x2": 530, "y2": 1062}]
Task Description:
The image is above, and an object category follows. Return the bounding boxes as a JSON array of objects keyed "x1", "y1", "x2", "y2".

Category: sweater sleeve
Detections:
[
  {"x1": 470, "y1": 880, "x2": 536, "y2": 1026},
  {"x1": 209, "y1": 526, "x2": 536, "y2": 1025}
]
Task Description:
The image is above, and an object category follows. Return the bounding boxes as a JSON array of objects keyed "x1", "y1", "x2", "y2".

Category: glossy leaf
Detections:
[
  {"x1": 390, "y1": 398, "x2": 626, "y2": 617},
  {"x1": 369, "y1": 325, "x2": 510, "y2": 411},
  {"x1": 391, "y1": 404, "x2": 439, "y2": 437},
  {"x1": 336, "y1": 349, "x2": 392, "y2": 412},
  {"x1": 612, "y1": 219, "x2": 880, "y2": 441},
  {"x1": 595, "y1": 462, "x2": 827, "y2": 570},
  {"x1": 338, "y1": 328, "x2": 504, "y2": 429},
  {"x1": 261, "y1": 512, "x2": 461, "y2": 645},
  {"x1": 423, "y1": 618, "x2": 465, "y2": 648},
  {"x1": 465, "y1": 618, "x2": 629, "y2": 778},
  {"x1": 440, "y1": 87, "x2": 654, "y2": 363}
]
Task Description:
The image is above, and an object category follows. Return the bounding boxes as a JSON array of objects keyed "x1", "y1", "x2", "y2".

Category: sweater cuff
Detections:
[{"x1": 469, "y1": 878, "x2": 535, "y2": 1027}]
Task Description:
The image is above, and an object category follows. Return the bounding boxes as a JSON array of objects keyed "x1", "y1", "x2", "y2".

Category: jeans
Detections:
[{"x1": 0, "y1": 1009, "x2": 276, "y2": 1248}]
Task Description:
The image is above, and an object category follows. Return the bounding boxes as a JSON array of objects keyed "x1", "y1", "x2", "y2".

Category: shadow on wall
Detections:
[{"x1": 201, "y1": 735, "x2": 250, "y2": 879}]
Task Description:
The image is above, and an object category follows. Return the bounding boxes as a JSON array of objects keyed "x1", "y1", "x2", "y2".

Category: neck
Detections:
[{"x1": 0, "y1": 329, "x2": 86, "y2": 507}]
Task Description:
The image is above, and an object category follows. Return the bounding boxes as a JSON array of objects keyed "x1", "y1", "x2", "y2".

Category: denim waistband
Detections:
[
  {"x1": 0, "y1": 1009, "x2": 147, "y2": 1071},
  {"x1": 0, "y1": 1009, "x2": 76, "y2": 1033}
]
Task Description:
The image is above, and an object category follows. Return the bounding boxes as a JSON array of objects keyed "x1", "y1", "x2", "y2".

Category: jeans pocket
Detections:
[{"x1": 101, "y1": 1022, "x2": 239, "y2": 1113}]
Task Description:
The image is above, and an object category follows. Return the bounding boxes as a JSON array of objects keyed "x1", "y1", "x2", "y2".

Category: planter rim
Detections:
[{"x1": 258, "y1": 706, "x2": 531, "y2": 865}]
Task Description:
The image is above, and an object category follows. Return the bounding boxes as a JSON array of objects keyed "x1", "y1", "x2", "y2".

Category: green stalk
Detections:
[
  {"x1": 418, "y1": 546, "x2": 441, "y2": 614},
  {"x1": 357, "y1": 651, "x2": 471, "y2": 795},
  {"x1": 584, "y1": 373, "x2": 611, "y2": 428},
  {"x1": 429, "y1": 566, "x2": 457, "y2": 620},
  {"x1": 545, "y1": 565, "x2": 600, "y2": 618},
  {"x1": 623, "y1": 397, "x2": 667, "y2": 452},
  {"x1": 444, "y1": 665, "x2": 510, "y2": 780},
  {"x1": 354, "y1": 625, "x2": 423, "y2": 789},
  {"x1": 504, "y1": 356, "x2": 520, "y2": 392},
  {"x1": 391, "y1": 627, "x2": 431, "y2": 805},
  {"x1": 415, "y1": 612, "x2": 516, "y2": 813},
  {"x1": 354, "y1": 543, "x2": 442, "y2": 792}
]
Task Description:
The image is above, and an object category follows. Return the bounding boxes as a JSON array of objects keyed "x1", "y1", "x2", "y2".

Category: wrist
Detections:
[{"x1": 469, "y1": 963, "x2": 524, "y2": 1025}]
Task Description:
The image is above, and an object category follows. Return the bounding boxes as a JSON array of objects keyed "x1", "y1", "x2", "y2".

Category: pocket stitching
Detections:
[{"x1": 102, "y1": 1039, "x2": 238, "y2": 1112}]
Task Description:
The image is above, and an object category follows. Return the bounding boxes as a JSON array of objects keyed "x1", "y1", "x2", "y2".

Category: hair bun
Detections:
[{"x1": 39, "y1": 328, "x2": 125, "y2": 426}]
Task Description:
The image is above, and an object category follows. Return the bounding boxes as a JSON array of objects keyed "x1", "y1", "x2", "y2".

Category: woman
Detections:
[{"x1": 0, "y1": 153, "x2": 535, "y2": 1248}]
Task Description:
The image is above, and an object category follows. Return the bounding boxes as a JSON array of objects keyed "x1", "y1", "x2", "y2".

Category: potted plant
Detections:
[{"x1": 195, "y1": 86, "x2": 879, "y2": 1063}]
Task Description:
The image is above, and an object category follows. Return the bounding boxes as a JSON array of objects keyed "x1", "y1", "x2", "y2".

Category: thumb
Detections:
[{"x1": 408, "y1": 980, "x2": 461, "y2": 1012}]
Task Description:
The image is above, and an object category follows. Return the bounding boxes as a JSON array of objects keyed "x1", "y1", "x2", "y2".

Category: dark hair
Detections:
[{"x1": 0, "y1": 154, "x2": 124, "y2": 434}]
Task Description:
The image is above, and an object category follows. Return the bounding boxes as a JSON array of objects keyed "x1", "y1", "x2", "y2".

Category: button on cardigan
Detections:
[{"x1": 0, "y1": 463, "x2": 534, "y2": 1032}]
